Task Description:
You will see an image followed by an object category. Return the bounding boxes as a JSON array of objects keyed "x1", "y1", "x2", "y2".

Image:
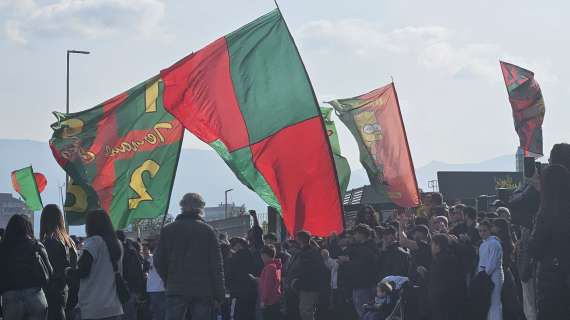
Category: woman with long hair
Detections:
[
  {"x1": 0, "y1": 214, "x2": 52, "y2": 320},
  {"x1": 529, "y1": 164, "x2": 570, "y2": 319},
  {"x1": 355, "y1": 205, "x2": 380, "y2": 228},
  {"x1": 40, "y1": 204, "x2": 77, "y2": 320},
  {"x1": 76, "y1": 209, "x2": 123, "y2": 320}
]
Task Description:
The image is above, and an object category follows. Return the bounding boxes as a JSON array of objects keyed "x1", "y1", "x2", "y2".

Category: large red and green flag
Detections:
[
  {"x1": 161, "y1": 9, "x2": 344, "y2": 236},
  {"x1": 500, "y1": 61, "x2": 545, "y2": 157},
  {"x1": 49, "y1": 76, "x2": 184, "y2": 228},
  {"x1": 321, "y1": 107, "x2": 351, "y2": 197},
  {"x1": 327, "y1": 83, "x2": 420, "y2": 208},
  {"x1": 11, "y1": 166, "x2": 44, "y2": 211}
]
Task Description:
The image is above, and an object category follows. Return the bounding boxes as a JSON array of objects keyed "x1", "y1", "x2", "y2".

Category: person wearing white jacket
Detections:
[{"x1": 478, "y1": 220, "x2": 504, "y2": 320}]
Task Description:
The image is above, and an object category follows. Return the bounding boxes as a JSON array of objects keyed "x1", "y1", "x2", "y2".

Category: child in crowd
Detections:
[
  {"x1": 361, "y1": 282, "x2": 397, "y2": 320},
  {"x1": 257, "y1": 245, "x2": 283, "y2": 320}
]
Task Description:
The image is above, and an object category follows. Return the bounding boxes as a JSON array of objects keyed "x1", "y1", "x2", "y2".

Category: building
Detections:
[
  {"x1": 0, "y1": 193, "x2": 34, "y2": 230},
  {"x1": 437, "y1": 171, "x2": 523, "y2": 207},
  {"x1": 203, "y1": 203, "x2": 246, "y2": 222}
]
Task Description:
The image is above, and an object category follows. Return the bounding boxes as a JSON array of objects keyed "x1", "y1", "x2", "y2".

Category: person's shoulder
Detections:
[{"x1": 84, "y1": 235, "x2": 103, "y2": 247}]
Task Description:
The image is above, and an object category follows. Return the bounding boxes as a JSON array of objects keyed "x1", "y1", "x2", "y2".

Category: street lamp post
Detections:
[
  {"x1": 66, "y1": 50, "x2": 90, "y2": 113},
  {"x1": 65, "y1": 50, "x2": 90, "y2": 229},
  {"x1": 224, "y1": 189, "x2": 234, "y2": 219}
]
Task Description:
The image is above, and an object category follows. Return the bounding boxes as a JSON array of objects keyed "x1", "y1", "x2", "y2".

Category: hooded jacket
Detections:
[{"x1": 259, "y1": 258, "x2": 282, "y2": 306}]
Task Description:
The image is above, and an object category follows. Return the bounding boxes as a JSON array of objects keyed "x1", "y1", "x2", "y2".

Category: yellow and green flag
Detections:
[{"x1": 49, "y1": 76, "x2": 184, "y2": 229}]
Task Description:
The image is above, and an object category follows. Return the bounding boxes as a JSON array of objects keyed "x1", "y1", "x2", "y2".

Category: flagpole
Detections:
[
  {"x1": 273, "y1": 0, "x2": 347, "y2": 231},
  {"x1": 161, "y1": 131, "x2": 185, "y2": 229},
  {"x1": 391, "y1": 81, "x2": 421, "y2": 205}
]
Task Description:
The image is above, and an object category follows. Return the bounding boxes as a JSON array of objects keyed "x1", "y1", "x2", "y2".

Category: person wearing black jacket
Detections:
[
  {"x1": 40, "y1": 204, "x2": 77, "y2": 320},
  {"x1": 529, "y1": 162, "x2": 570, "y2": 320},
  {"x1": 116, "y1": 232, "x2": 146, "y2": 320},
  {"x1": 378, "y1": 226, "x2": 410, "y2": 280},
  {"x1": 226, "y1": 237, "x2": 258, "y2": 320},
  {"x1": 427, "y1": 234, "x2": 467, "y2": 320},
  {"x1": 339, "y1": 224, "x2": 379, "y2": 319},
  {"x1": 287, "y1": 230, "x2": 328, "y2": 320},
  {"x1": 0, "y1": 214, "x2": 52, "y2": 320},
  {"x1": 154, "y1": 193, "x2": 225, "y2": 320}
]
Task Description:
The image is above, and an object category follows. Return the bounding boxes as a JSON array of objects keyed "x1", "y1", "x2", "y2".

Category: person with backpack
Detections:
[
  {"x1": 40, "y1": 204, "x2": 78, "y2": 320},
  {"x1": 76, "y1": 210, "x2": 124, "y2": 320},
  {"x1": 0, "y1": 214, "x2": 52, "y2": 320}
]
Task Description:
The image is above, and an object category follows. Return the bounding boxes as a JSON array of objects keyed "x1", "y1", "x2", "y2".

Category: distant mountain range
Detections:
[{"x1": 0, "y1": 138, "x2": 515, "y2": 221}]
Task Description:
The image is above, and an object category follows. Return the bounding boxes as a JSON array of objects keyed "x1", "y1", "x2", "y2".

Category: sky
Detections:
[{"x1": 0, "y1": 0, "x2": 569, "y2": 170}]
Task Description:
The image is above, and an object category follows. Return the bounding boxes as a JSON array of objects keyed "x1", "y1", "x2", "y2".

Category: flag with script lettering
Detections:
[{"x1": 49, "y1": 76, "x2": 184, "y2": 228}]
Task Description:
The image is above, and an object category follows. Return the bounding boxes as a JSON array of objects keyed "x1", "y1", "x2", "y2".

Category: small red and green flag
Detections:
[
  {"x1": 500, "y1": 61, "x2": 545, "y2": 157},
  {"x1": 161, "y1": 10, "x2": 344, "y2": 236},
  {"x1": 327, "y1": 83, "x2": 420, "y2": 208},
  {"x1": 11, "y1": 166, "x2": 44, "y2": 211},
  {"x1": 321, "y1": 107, "x2": 351, "y2": 197},
  {"x1": 49, "y1": 76, "x2": 184, "y2": 228}
]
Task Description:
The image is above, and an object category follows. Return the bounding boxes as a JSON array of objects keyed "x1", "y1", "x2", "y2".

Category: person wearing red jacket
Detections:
[{"x1": 255, "y1": 244, "x2": 283, "y2": 320}]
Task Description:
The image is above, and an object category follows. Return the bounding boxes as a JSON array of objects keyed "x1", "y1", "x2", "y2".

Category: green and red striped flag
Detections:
[
  {"x1": 11, "y1": 166, "x2": 44, "y2": 211},
  {"x1": 161, "y1": 10, "x2": 344, "y2": 236},
  {"x1": 49, "y1": 76, "x2": 184, "y2": 228}
]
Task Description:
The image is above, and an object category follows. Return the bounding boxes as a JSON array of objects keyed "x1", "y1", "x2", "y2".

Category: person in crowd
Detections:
[
  {"x1": 143, "y1": 243, "x2": 165, "y2": 320},
  {"x1": 378, "y1": 226, "x2": 410, "y2": 280},
  {"x1": 338, "y1": 224, "x2": 379, "y2": 318},
  {"x1": 463, "y1": 206, "x2": 481, "y2": 245},
  {"x1": 256, "y1": 244, "x2": 283, "y2": 320},
  {"x1": 283, "y1": 239, "x2": 302, "y2": 320},
  {"x1": 247, "y1": 210, "x2": 265, "y2": 276},
  {"x1": 361, "y1": 282, "x2": 396, "y2": 320},
  {"x1": 264, "y1": 232, "x2": 291, "y2": 276},
  {"x1": 116, "y1": 231, "x2": 146, "y2": 320},
  {"x1": 529, "y1": 163, "x2": 570, "y2": 320},
  {"x1": 399, "y1": 223, "x2": 432, "y2": 281},
  {"x1": 355, "y1": 206, "x2": 380, "y2": 229},
  {"x1": 77, "y1": 210, "x2": 124, "y2": 320},
  {"x1": 478, "y1": 220, "x2": 504, "y2": 320},
  {"x1": 427, "y1": 192, "x2": 448, "y2": 218},
  {"x1": 154, "y1": 193, "x2": 225, "y2": 320},
  {"x1": 287, "y1": 230, "x2": 328, "y2": 320},
  {"x1": 449, "y1": 204, "x2": 469, "y2": 236},
  {"x1": 431, "y1": 215, "x2": 449, "y2": 234},
  {"x1": 226, "y1": 237, "x2": 258, "y2": 320},
  {"x1": 492, "y1": 219, "x2": 526, "y2": 320},
  {"x1": 40, "y1": 204, "x2": 77, "y2": 320},
  {"x1": 427, "y1": 234, "x2": 467, "y2": 320},
  {"x1": 0, "y1": 214, "x2": 51, "y2": 320}
]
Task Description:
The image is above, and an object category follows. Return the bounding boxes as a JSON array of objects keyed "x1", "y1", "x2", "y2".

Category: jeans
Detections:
[
  {"x1": 122, "y1": 294, "x2": 137, "y2": 320},
  {"x1": 488, "y1": 269, "x2": 504, "y2": 320},
  {"x1": 149, "y1": 292, "x2": 166, "y2": 320},
  {"x1": 165, "y1": 295, "x2": 212, "y2": 320},
  {"x1": 2, "y1": 287, "x2": 48, "y2": 320},
  {"x1": 521, "y1": 277, "x2": 537, "y2": 320},
  {"x1": 352, "y1": 287, "x2": 375, "y2": 319},
  {"x1": 298, "y1": 291, "x2": 319, "y2": 320},
  {"x1": 262, "y1": 303, "x2": 282, "y2": 320},
  {"x1": 46, "y1": 286, "x2": 68, "y2": 320}
]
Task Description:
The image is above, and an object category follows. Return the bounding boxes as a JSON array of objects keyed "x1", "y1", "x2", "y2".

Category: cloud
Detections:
[
  {"x1": 3, "y1": 0, "x2": 168, "y2": 44},
  {"x1": 299, "y1": 19, "x2": 516, "y2": 82}
]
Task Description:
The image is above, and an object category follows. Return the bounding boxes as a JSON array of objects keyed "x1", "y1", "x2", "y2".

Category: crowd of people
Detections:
[{"x1": 0, "y1": 143, "x2": 569, "y2": 320}]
